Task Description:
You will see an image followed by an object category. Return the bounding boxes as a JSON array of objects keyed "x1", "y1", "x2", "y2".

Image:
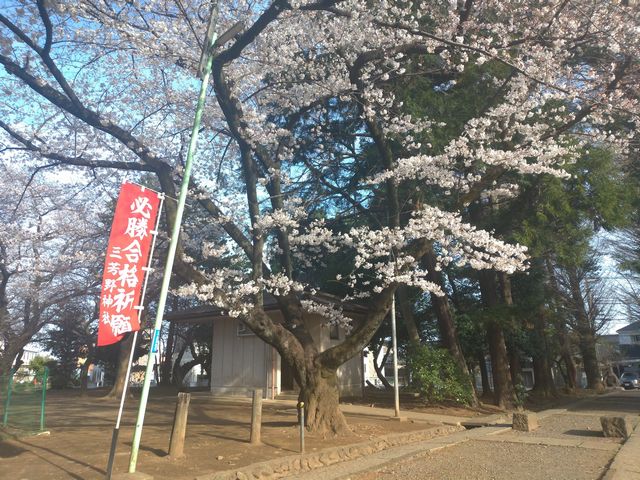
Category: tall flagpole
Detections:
[
  {"x1": 105, "y1": 191, "x2": 165, "y2": 480},
  {"x1": 128, "y1": 4, "x2": 220, "y2": 473}
]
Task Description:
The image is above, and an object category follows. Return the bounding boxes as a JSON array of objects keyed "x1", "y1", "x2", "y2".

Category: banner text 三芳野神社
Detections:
[{"x1": 97, "y1": 183, "x2": 161, "y2": 346}]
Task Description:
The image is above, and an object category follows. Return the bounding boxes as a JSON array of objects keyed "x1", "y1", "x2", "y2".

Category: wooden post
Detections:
[
  {"x1": 250, "y1": 388, "x2": 262, "y2": 445},
  {"x1": 168, "y1": 392, "x2": 191, "y2": 458}
]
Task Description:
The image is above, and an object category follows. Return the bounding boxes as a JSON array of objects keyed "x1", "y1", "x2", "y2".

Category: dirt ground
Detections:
[{"x1": 0, "y1": 388, "x2": 443, "y2": 480}]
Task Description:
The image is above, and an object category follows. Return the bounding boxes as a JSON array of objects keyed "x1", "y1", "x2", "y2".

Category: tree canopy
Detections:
[{"x1": 1, "y1": 0, "x2": 638, "y2": 431}]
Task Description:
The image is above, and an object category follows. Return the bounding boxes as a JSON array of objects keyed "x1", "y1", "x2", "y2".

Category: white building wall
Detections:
[
  {"x1": 210, "y1": 317, "x2": 273, "y2": 397},
  {"x1": 208, "y1": 312, "x2": 363, "y2": 398}
]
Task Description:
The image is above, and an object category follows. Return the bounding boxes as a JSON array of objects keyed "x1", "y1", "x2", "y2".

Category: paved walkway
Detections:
[{"x1": 285, "y1": 390, "x2": 640, "y2": 480}]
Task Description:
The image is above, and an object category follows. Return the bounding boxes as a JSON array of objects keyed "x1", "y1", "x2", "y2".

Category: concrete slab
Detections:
[
  {"x1": 111, "y1": 472, "x2": 154, "y2": 480},
  {"x1": 476, "y1": 434, "x2": 582, "y2": 447},
  {"x1": 388, "y1": 416, "x2": 409, "y2": 422},
  {"x1": 577, "y1": 440, "x2": 620, "y2": 451}
]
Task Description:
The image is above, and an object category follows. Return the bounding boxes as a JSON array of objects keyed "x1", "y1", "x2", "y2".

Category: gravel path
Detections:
[{"x1": 344, "y1": 391, "x2": 640, "y2": 480}]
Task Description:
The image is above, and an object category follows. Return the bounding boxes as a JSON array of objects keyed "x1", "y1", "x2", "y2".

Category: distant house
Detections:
[
  {"x1": 18, "y1": 348, "x2": 41, "y2": 368},
  {"x1": 617, "y1": 321, "x2": 640, "y2": 347},
  {"x1": 167, "y1": 293, "x2": 365, "y2": 399},
  {"x1": 363, "y1": 346, "x2": 408, "y2": 388},
  {"x1": 612, "y1": 322, "x2": 640, "y2": 375}
]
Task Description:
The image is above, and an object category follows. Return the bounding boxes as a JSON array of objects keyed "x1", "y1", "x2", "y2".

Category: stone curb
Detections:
[{"x1": 194, "y1": 424, "x2": 464, "y2": 480}]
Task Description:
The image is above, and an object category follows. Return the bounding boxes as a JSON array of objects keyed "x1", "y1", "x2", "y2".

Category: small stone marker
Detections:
[
  {"x1": 600, "y1": 416, "x2": 633, "y2": 439},
  {"x1": 512, "y1": 411, "x2": 539, "y2": 432}
]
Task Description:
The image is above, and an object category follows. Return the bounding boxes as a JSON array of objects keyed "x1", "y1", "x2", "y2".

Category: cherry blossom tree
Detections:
[
  {"x1": 1, "y1": 0, "x2": 638, "y2": 430},
  {"x1": 0, "y1": 162, "x2": 104, "y2": 377}
]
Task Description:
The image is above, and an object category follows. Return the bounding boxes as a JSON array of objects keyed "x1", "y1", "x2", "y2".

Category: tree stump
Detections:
[{"x1": 512, "y1": 411, "x2": 539, "y2": 432}]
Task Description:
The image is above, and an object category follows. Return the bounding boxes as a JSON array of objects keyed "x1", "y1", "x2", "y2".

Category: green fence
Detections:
[{"x1": 1, "y1": 367, "x2": 48, "y2": 433}]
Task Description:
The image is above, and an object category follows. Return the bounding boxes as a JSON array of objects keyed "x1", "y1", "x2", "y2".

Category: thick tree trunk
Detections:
[
  {"x1": 0, "y1": 356, "x2": 13, "y2": 378},
  {"x1": 531, "y1": 309, "x2": 556, "y2": 398},
  {"x1": 544, "y1": 258, "x2": 577, "y2": 391},
  {"x1": 579, "y1": 332, "x2": 602, "y2": 390},
  {"x1": 245, "y1": 283, "x2": 399, "y2": 434},
  {"x1": 105, "y1": 333, "x2": 134, "y2": 398},
  {"x1": 499, "y1": 274, "x2": 523, "y2": 389},
  {"x1": 567, "y1": 269, "x2": 603, "y2": 391},
  {"x1": 161, "y1": 320, "x2": 176, "y2": 386},
  {"x1": 486, "y1": 322, "x2": 515, "y2": 409},
  {"x1": 0, "y1": 341, "x2": 29, "y2": 377},
  {"x1": 562, "y1": 353, "x2": 578, "y2": 391},
  {"x1": 299, "y1": 367, "x2": 348, "y2": 434},
  {"x1": 507, "y1": 341, "x2": 523, "y2": 388},
  {"x1": 396, "y1": 286, "x2": 421, "y2": 346},
  {"x1": 532, "y1": 355, "x2": 555, "y2": 397},
  {"x1": 478, "y1": 270, "x2": 515, "y2": 409},
  {"x1": 559, "y1": 330, "x2": 577, "y2": 390},
  {"x1": 478, "y1": 353, "x2": 492, "y2": 398}
]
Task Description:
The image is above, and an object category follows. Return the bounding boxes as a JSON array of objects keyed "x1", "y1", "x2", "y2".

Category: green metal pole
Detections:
[
  {"x1": 128, "y1": 9, "x2": 219, "y2": 473},
  {"x1": 2, "y1": 368, "x2": 14, "y2": 427},
  {"x1": 40, "y1": 366, "x2": 48, "y2": 431}
]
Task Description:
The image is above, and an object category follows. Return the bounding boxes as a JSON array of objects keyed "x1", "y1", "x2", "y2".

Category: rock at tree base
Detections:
[
  {"x1": 512, "y1": 411, "x2": 539, "y2": 432},
  {"x1": 600, "y1": 416, "x2": 633, "y2": 439}
]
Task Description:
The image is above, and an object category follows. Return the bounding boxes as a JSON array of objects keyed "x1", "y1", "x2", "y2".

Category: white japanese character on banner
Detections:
[
  {"x1": 116, "y1": 264, "x2": 138, "y2": 288},
  {"x1": 101, "y1": 312, "x2": 111, "y2": 325},
  {"x1": 102, "y1": 295, "x2": 114, "y2": 307},
  {"x1": 107, "y1": 261, "x2": 121, "y2": 276},
  {"x1": 104, "y1": 278, "x2": 117, "y2": 293},
  {"x1": 122, "y1": 239, "x2": 143, "y2": 263},
  {"x1": 112, "y1": 288, "x2": 135, "y2": 313},
  {"x1": 130, "y1": 197, "x2": 153, "y2": 219},
  {"x1": 108, "y1": 246, "x2": 122, "y2": 260},
  {"x1": 125, "y1": 217, "x2": 149, "y2": 239},
  {"x1": 110, "y1": 314, "x2": 133, "y2": 335}
]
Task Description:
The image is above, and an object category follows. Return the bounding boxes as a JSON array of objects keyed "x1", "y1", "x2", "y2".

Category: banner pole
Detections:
[
  {"x1": 40, "y1": 366, "x2": 48, "y2": 432},
  {"x1": 128, "y1": 6, "x2": 219, "y2": 473},
  {"x1": 105, "y1": 194, "x2": 165, "y2": 480}
]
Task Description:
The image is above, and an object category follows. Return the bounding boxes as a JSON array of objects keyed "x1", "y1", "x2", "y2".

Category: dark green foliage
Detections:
[
  {"x1": 40, "y1": 305, "x2": 94, "y2": 389},
  {"x1": 27, "y1": 355, "x2": 52, "y2": 378},
  {"x1": 514, "y1": 147, "x2": 632, "y2": 264},
  {"x1": 41, "y1": 359, "x2": 70, "y2": 389},
  {"x1": 407, "y1": 345, "x2": 474, "y2": 405}
]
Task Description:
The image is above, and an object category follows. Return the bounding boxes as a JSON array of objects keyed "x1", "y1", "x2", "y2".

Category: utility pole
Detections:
[{"x1": 128, "y1": 3, "x2": 220, "y2": 473}]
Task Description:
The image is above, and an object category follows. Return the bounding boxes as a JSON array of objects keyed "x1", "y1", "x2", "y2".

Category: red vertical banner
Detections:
[{"x1": 97, "y1": 183, "x2": 161, "y2": 347}]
